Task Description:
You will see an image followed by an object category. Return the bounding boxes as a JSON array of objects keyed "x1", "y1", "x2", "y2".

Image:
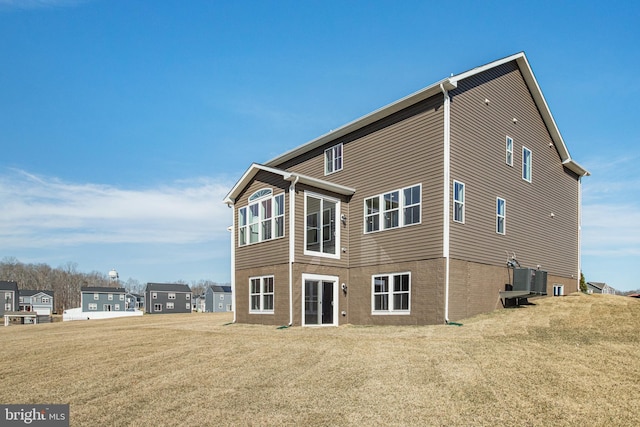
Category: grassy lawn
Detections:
[{"x1": 1, "y1": 293, "x2": 639, "y2": 426}]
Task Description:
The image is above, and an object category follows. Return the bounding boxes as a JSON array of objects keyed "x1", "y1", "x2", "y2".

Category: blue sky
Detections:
[{"x1": 0, "y1": 0, "x2": 638, "y2": 290}]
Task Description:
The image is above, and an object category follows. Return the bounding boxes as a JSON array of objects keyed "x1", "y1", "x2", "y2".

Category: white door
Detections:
[{"x1": 302, "y1": 274, "x2": 338, "y2": 326}]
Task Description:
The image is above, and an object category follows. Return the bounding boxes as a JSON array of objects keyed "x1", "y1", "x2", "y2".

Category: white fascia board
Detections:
[
  {"x1": 287, "y1": 172, "x2": 356, "y2": 196},
  {"x1": 223, "y1": 163, "x2": 293, "y2": 205}
]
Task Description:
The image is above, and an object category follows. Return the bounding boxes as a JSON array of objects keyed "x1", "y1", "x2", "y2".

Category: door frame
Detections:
[{"x1": 301, "y1": 273, "x2": 339, "y2": 327}]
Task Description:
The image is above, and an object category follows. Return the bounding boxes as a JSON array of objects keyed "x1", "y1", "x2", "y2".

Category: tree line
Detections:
[{"x1": 0, "y1": 257, "x2": 228, "y2": 314}]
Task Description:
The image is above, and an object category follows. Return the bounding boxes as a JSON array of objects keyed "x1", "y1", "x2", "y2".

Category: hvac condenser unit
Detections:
[{"x1": 512, "y1": 268, "x2": 547, "y2": 295}]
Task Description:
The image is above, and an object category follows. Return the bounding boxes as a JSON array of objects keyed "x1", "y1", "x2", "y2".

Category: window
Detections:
[
  {"x1": 506, "y1": 136, "x2": 513, "y2": 166},
  {"x1": 154, "y1": 303, "x2": 162, "y2": 312},
  {"x1": 249, "y1": 276, "x2": 274, "y2": 313},
  {"x1": 186, "y1": 294, "x2": 191, "y2": 300},
  {"x1": 42, "y1": 297, "x2": 50, "y2": 304},
  {"x1": 166, "y1": 302, "x2": 174, "y2": 309},
  {"x1": 103, "y1": 304, "x2": 112, "y2": 311},
  {"x1": 553, "y1": 284, "x2": 564, "y2": 296},
  {"x1": 218, "y1": 303, "x2": 223, "y2": 309},
  {"x1": 220, "y1": 295, "x2": 224, "y2": 300},
  {"x1": 365, "y1": 184, "x2": 421, "y2": 233},
  {"x1": 496, "y1": 197, "x2": 506, "y2": 235},
  {"x1": 168, "y1": 293, "x2": 176, "y2": 300},
  {"x1": 239, "y1": 192, "x2": 285, "y2": 246},
  {"x1": 119, "y1": 295, "x2": 124, "y2": 301},
  {"x1": 305, "y1": 193, "x2": 339, "y2": 257},
  {"x1": 453, "y1": 181, "x2": 465, "y2": 223},
  {"x1": 94, "y1": 293, "x2": 99, "y2": 300},
  {"x1": 152, "y1": 292, "x2": 157, "y2": 299},
  {"x1": 88, "y1": 303, "x2": 97, "y2": 311},
  {"x1": 325, "y1": 143, "x2": 343, "y2": 175},
  {"x1": 186, "y1": 303, "x2": 191, "y2": 310},
  {"x1": 108, "y1": 294, "x2": 113, "y2": 300},
  {"x1": 522, "y1": 147, "x2": 532, "y2": 182},
  {"x1": 114, "y1": 304, "x2": 121, "y2": 311},
  {"x1": 372, "y1": 273, "x2": 411, "y2": 314},
  {"x1": 19, "y1": 297, "x2": 24, "y2": 303}
]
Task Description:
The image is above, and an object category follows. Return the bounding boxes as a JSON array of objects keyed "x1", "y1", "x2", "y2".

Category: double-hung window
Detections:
[
  {"x1": 249, "y1": 276, "x2": 274, "y2": 314},
  {"x1": 305, "y1": 192, "x2": 339, "y2": 257},
  {"x1": 364, "y1": 184, "x2": 421, "y2": 233},
  {"x1": 496, "y1": 197, "x2": 506, "y2": 235},
  {"x1": 325, "y1": 143, "x2": 343, "y2": 175},
  {"x1": 506, "y1": 136, "x2": 514, "y2": 166},
  {"x1": 372, "y1": 273, "x2": 411, "y2": 314},
  {"x1": 239, "y1": 190, "x2": 285, "y2": 246},
  {"x1": 168, "y1": 293, "x2": 176, "y2": 300},
  {"x1": 453, "y1": 181, "x2": 465, "y2": 223},
  {"x1": 522, "y1": 147, "x2": 532, "y2": 182}
]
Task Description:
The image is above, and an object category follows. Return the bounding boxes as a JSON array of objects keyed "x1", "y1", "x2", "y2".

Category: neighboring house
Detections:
[
  {"x1": 126, "y1": 293, "x2": 144, "y2": 310},
  {"x1": 224, "y1": 52, "x2": 589, "y2": 327},
  {"x1": 587, "y1": 282, "x2": 617, "y2": 295},
  {"x1": 144, "y1": 283, "x2": 192, "y2": 314},
  {"x1": 193, "y1": 294, "x2": 205, "y2": 312},
  {"x1": 81, "y1": 286, "x2": 127, "y2": 312},
  {"x1": 0, "y1": 281, "x2": 19, "y2": 316},
  {"x1": 204, "y1": 285, "x2": 233, "y2": 313},
  {"x1": 18, "y1": 290, "x2": 54, "y2": 315}
]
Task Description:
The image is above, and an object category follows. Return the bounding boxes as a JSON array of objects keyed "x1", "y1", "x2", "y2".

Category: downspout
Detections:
[
  {"x1": 440, "y1": 82, "x2": 451, "y2": 324},
  {"x1": 227, "y1": 206, "x2": 236, "y2": 323},
  {"x1": 288, "y1": 175, "x2": 299, "y2": 326},
  {"x1": 577, "y1": 176, "x2": 582, "y2": 292}
]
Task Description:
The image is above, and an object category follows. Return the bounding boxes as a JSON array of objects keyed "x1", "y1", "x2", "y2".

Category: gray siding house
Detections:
[
  {"x1": 587, "y1": 282, "x2": 617, "y2": 295},
  {"x1": 18, "y1": 290, "x2": 54, "y2": 315},
  {"x1": 204, "y1": 285, "x2": 232, "y2": 313},
  {"x1": 224, "y1": 52, "x2": 589, "y2": 327},
  {"x1": 0, "y1": 281, "x2": 19, "y2": 315},
  {"x1": 144, "y1": 283, "x2": 192, "y2": 314},
  {"x1": 81, "y1": 286, "x2": 127, "y2": 312}
]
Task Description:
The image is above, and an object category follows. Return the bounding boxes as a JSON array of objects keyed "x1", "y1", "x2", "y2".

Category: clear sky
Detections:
[{"x1": 1, "y1": 0, "x2": 638, "y2": 290}]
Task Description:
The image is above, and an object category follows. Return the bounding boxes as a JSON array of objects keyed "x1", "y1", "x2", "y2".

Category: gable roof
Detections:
[
  {"x1": 19, "y1": 290, "x2": 54, "y2": 298},
  {"x1": 224, "y1": 163, "x2": 356, "y2": 205},
  {"x1": 243, "y1": 52, "x2": 587, "y2": 180},
  {"x1": 82, "y1": 286, "x2": 127, "y2": 293},
  {"x1": 208, "y1": 285, "x2": 232, "y2": 293},
  {"x1": 145, "y1": 283, "x2": 192, "y2": 293}
]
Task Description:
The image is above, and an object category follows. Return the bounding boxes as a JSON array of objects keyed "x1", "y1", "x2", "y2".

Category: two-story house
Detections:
[
  {"x1": 144, "y1": 283, "x2": 192, "y2": 314},
  {"x1": 204, "y1": 285, "x2": 233, "y2": 313},
  {"x1": 18, "y1": 290, "x2": 54, "y2": 315},
  {"x1": 81, "y1": 286, "x2": 127, "y2": 312},
  {"x1": 224, "y1": 52, "x2": 589, "y2": 327},
  {"x1": 0, "y1": 281, "x2": 19, "y2": 316}
]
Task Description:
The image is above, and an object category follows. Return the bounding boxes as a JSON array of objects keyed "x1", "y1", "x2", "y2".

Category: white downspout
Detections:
[
  {"x1": 227, "y1": 209, "x2": 236, "y2": 323},
  {"x1": 440, "y1": 83, "x2": 451, "y2": 324},
  {"x1": 577, "y1": 176, "x2": 582, "y2": 292},
  {"x1": 288, "y1": 175, "x2": 299, "y2": 326}
]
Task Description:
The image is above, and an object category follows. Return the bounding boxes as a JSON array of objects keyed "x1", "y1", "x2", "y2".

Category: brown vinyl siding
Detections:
[
  {"x1": 235, "y1": 171, "x2": 290, "y2": 270},
  {"x1": 449, "y1": 62, "x2": 579, "y2": 279},
  {"x1": 235, "y1": 264, "x2": 290, "y2": 325},
  {"x1": 276, "y1": 94, "x2": 445, "y2": 267}
]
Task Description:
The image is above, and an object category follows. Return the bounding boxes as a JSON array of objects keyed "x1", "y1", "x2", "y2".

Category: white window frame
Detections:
[
  {"x1": 324, "y1": 143, "x2": 343, "y2": 175},
  {"x1": 119, "y1": 294, "x2": 124, "y2": 301},
  {"x1": 453, "y1": 180, "x2": 465, "y2": 224},
  {"x1": 168, "y1": 293, "x2": 176, "y2": 300},
  {"x1": 108, "y1": 294, "x2": 113, "y2": 301},
  {"x1": 238, "y1": 191, "x2": 285, "y2": 246},
  {"x1": 152, "y1": 292, "x2": 157, "y2": 299},
  {"x1": 522, "y1": 146, "x2": 532, "y2": 182},
  {"x1": 88, "y1": 303, "x2": 97, "y2": 311},
  {"x1": 553, "y1": 284, "x2": 564, "y2": 296},
  {"x1": 249, "y1": 276, "x2": 275, "y2": 314},
  {"x1": 496, "y1": 197, "x2": 506, "y2": 235},
  {"x1": 154, "y1": 303, "x2": 162, "y2": 312},
  {"x1": 114, "y1": 304, "x2": 121, "y2": 311},
  {"x1": 186, "y1": 302, "x2": 191, "y2": 310},
  {"x1": 371, "y1": 272, "x2": 411, "y2": 315},
  {"x1": 186, "y1": 293, "x2": 190, "y2": 300},
  {"x1": 166, "y1": 302, "x2": 174, "y2": 310},
  {"x1": 364, "y1": 184, "x2": 421, "y2": 233},
  {"x1": 304, "y1": 191, "x2": 340, "y2": 259},
  {"x1": 94, "y1": 293, "x2": 99, "y2": 300},
  {"x1": 506, "y1": 136, "x2": 513, "y2": 166}
]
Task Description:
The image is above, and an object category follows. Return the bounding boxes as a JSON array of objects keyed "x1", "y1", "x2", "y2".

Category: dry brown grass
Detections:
[{"x1": 1, "y1": 293, "x2": 639, "y2": 426}]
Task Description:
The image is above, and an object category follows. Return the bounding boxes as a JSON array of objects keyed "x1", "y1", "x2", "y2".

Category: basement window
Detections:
[{"x1": 372, "y1": 273, "x2": 411, "y2": 315}]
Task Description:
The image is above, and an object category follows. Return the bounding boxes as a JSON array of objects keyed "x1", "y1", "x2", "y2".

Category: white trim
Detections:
[
  {"x1": 248, "y1": 275, "x2": 275, "y2": 314},
  {"x1": 371, "y1": 272, "x2": 411, "y2": 315},
  {"x1": 324, "y1": 143, "x2": 343, "y2": 175},
  {"x1": 506, "y1": 136, "x2": 514, "y2": 167},
  {"x1": 288, "y1": 176, "x2": 298, "y2": 326},
  {"x1": 301, "y1": 273, "x2": 339, "y2": 327},
  {"x1": 303, "y1": 191, "x2": 341, "y2": 260},
  {"x1": 442, "y1": 84, "x2": 451, "y2": 324},
  {"x1": 363, "y1": 184, "x2": 422, "y2": 234},
  {"x1": 496, "y1": 197, "x2": 506, "y2": 235},
  {"x1": 453, "y1": 180, "x2": 465, "y2": 224},
  {"x1": 228, "y1": 223, "x2": 236, "y2": 322},
  {"x1": 522, "y1": 146, "x2": 532, "y2": 183},
  {"x1": 577, "y1": 177, "x2": 582, "y2": 292}
]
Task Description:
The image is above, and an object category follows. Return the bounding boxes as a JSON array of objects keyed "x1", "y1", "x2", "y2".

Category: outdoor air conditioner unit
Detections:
[{"x1": 512, "y1": 268, "x2": 548, "y2": 295}]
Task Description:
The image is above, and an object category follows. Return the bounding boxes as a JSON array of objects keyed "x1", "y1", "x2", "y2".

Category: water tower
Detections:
[{"x1": 108, "y1": 268, "x2": 119, "y2": 283}]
